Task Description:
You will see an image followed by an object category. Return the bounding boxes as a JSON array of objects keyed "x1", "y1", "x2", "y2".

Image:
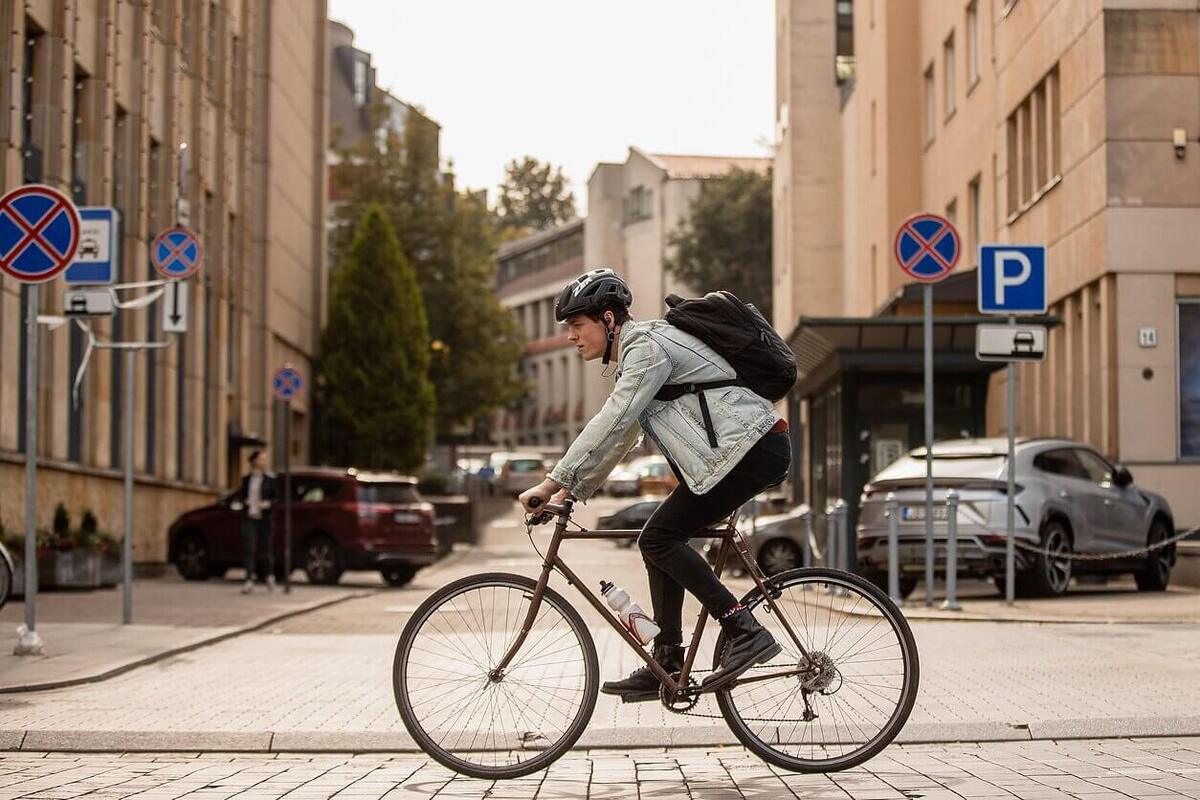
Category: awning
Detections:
[{"x1": 788, "y1": 314, "x2": 1061, "y2": 396}]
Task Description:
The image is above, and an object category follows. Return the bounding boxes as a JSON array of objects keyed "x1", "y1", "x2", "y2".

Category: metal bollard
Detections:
[
  {"x1": 825, "y1": 504, "x2": 836, "y2": 569},
  {"x1": 801, "y1": 506, "x2": 813, "y2": 568},
  {"x1": 942, "y1": 489, "x2": 962, "y2": 611},
  {"x1": 885, "y1": 492, "x2": 901, "y2": 605},
  {"x1": 834, "y1": 499, "x2": 849, "y2": 595}
]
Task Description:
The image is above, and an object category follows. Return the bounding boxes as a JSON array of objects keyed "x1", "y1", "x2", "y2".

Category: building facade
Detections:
[
  {"x1": 775, "y1": 0, "x2": 1200, "y2": 527},
  {"x1": 0, "y1": 0, "x2": 328, "y2": 563},
  {"x1": 494, "y1": 219, "x2": 591, "y2": 450}
]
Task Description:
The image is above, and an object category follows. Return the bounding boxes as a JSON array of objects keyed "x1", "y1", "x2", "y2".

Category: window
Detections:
[
  {"x1": 1033, "y1": 449, "x2": 1085, "y2": 479},
  {"x1": 835, "y1": 0, "x2": 855, "y2": 84},
  {"x1": 923, "y1": 64, "x2": 936, "y2": 145},
  {"x1": 353, "y1": 57, "x2": 369, "y2": 107},
  {"x1": 945, "y1": 198, "x2": 958, "y2": 226},
  {"x1": 968, "y1": 175, "x2": 982, "y2": 261},
  {"x1": 110, "y1": 105, "x2": 130, "y2": 469},
  {"x1": 357, "y1": 482, "x2": 420, "y2": 504},
  {"x1": 1074, "y1": 450, "x2": 1114, "y2": 484},
  {"x1": 943, "y1": 33, "x2": 956, "y2": 118},
  {"x1": 205, "y1": 1, "x2": 219, "y2": 96},
  {"x1": 966, "y1": 2, "x2": 980, "y2": 87},
  {"x1": 624, "y1": 185, "x2": 653, "y2": 223},
  {"x1": 71, "y1": 68, "x2": 89, "y2": 204},
  {"x1": 1179, "y1": 301, "x2": 1200, "y2": 458},
  {"x1": 1006, "y1": 67, "x2": 1061, "y2": 218}
]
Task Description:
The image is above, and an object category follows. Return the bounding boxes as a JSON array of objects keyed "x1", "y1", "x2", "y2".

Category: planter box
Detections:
[{"x1": 10, "y1": 550, "x2": 121, "y2": 593}]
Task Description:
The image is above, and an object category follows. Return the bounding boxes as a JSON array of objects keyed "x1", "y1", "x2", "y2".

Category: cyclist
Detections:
[{"x1": 519, "y1": 268, "x2": 791, "y2": 699}]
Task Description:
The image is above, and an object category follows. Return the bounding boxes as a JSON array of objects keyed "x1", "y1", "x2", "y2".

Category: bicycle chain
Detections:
[{"x1": 660, "y1": 662, "x2": 823, "y2": 723}]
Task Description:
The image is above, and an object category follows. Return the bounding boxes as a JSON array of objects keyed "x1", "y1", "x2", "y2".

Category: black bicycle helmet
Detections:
[{"x1": 554, "y1": 268, "x2": 633, "y2": 323}]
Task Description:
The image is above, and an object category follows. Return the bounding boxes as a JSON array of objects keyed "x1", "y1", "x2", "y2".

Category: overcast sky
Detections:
[{"x1": 327, "y1": 1, "x2": 776, "y2": 213}]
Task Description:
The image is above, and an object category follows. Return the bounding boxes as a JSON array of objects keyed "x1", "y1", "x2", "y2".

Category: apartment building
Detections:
[
  {"x1": 0, "y1": 0, "x2": 328, "y2": 563},
  {"x1": 775, "y1": 0, "x2": 1200, "y2": 527}
]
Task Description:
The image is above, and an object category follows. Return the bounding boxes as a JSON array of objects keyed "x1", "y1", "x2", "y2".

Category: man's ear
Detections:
[{"x1": 604, "y1": 311, "x2": 615, "y2": 330}]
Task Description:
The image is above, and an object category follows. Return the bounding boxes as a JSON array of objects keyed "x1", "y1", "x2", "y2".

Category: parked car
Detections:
[
  {"x1": 629, "y1": 455, "x2": 678, "y2": 495},
  {"x1": 856, "y1": 438, "x2": 1176, "y2": 598},
  {"x1": 700, "y1": 503, "x2": 816, "y2": 576},
  {"x1": 597, "y1": 498, "x2": 662, "y2": 547},
  {"x1": 168, "y1": 468, "x2": 439, "y2": 587},
  {"x1": 602, "y1": 463, "x2": 641, "y2": 497},
  {"x1": 488, "y1": 452, "x2": 551, "y2": 496}
]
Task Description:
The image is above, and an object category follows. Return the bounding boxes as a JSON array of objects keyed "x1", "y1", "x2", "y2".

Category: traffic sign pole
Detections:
[
  {"x1": 284, "y1": 403, "x2": 292, "y2": 595},
  {"x1": 19, "y1": 285, "x2": 43, "y2": 655},
  {"x1": 923, "y1": 284, "x2": 935, "y2": 607},
  {"x1": 1006, "y1": 316, "x2": 1016, "y2": 605},
  {"x1": 123, "y1": 349, "x2": 135, "y2": 623}
]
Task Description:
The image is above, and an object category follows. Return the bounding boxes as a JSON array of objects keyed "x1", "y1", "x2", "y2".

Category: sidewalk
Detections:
[{"x1": 0, "y1": 573, "x2": 369, "y2": 692}]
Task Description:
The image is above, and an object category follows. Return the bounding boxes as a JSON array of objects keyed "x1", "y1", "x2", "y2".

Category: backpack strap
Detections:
[{"x1": 653, "y1": 380, "x2": 742, "y2": 448}]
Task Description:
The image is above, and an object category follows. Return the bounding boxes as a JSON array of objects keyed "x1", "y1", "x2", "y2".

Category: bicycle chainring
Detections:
[{"x1": 660, "y1": 676, "x2": 701, "y2": 713}]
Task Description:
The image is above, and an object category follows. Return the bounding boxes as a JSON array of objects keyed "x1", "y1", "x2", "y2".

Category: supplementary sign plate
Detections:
[{"x1": 976, "y1": 324, "x2": 1047, "y2": 362}]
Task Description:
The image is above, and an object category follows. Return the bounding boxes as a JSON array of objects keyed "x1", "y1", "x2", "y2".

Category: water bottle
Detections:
[{"x1": 600, "y1": 580, "x2": 660, "y2": 646}]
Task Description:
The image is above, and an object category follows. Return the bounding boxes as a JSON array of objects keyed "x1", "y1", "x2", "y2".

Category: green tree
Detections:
[
  {"x1": 330, "y1": 108, "x2": 525, "y2": 437},
  {"x1": 664, "y1": 167, "x2": 774, "y2": 321},
  {"x1": 494, "y1": 156, "x2": 577, "y2": 234},
  {"x1": 313, "y1": 204, "x2": 435, "y2": 470}
]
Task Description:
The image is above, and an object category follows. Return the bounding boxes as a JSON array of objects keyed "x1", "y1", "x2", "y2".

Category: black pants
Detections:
[
  {"x1": 638, "y1": 431, "x2": 791, "y2": 647},
  {"x1": 242, "y1": 517, "x2": 274, "y2": 580}
]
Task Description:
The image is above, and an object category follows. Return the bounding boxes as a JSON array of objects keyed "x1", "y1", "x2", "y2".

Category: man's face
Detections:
[
  {"x1": 565, "y1": 312, "x2": 612, "y2": 361},
  {"x1": 252, "y1": 452, "x2": 268, "y2": 472}
]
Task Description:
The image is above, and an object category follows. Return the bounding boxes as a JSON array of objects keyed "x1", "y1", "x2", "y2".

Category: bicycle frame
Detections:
[{"x1": 490, "y1": 498, "x2": 815, "y2": 702}]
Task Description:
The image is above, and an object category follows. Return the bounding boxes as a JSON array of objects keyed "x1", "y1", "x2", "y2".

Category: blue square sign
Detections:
[
  {"x1": 65, "y1": 207, "x2": 119, "y2": 285},
  {"x1": 978, "y1": 245, "x2": 1046, "y2": 314}
]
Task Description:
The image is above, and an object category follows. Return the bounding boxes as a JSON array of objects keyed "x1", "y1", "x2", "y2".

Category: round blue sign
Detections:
[
  {"x1": 273, "y1": 366, "x2": 303, "y2": 401},
  {"x1": 894, "y1": 213, "x2": 960, "y2": 283},
  {"x1": 0, "y1": 185, "x2": 81, "y2": 283},
  {"x1": 151, "y1": 226, "x2": 203, "y2": 279}
]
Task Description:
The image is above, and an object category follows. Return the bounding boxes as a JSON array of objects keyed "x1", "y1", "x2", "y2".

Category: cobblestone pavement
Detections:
[{"x1": 1, "y1": 737, "x2": 1199, "y2": 799}]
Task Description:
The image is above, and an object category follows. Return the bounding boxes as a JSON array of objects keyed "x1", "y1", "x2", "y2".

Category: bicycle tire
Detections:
[
  {"x1": 714, "y1": 567, "x2": 919, "y2": 773},
  {"x1": 394, "y1": 572, "x2": 599, "y2": 780}
]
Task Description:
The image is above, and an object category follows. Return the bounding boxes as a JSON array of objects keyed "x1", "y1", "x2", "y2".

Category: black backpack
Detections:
[{"x1": 653, "y1": 291, "x2": 797, "y2": 448}]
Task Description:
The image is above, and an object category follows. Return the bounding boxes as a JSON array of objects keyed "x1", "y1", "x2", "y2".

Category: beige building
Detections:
[
  {"x1": 775, "y1": 0, "x2": 1200, "y2": 527},
  {"x1": 0, "y1": 0, "x2": 328, "y2": 563}
]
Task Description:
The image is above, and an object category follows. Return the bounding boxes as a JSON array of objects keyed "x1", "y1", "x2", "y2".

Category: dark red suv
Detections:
[{"x1": 168, "y1": 468, "x2": 438, "y2": 587}]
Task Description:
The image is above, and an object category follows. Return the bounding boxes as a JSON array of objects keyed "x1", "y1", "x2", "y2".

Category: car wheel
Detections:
[
  {"x1": 757, "y1": 539, "x2": 802, "y2": 575},
  {"x1": 302, "y1": 536, "x2": 343, "y2": 585},
  {"x1": 1018, "y1": 519, "x2": 1072, "y2": 598},
  {"x1": 1134, "y1": 517, "x2": 1172, "y2": 592},
  {"x1": 381, "y1": 563, "x2": 419, "y2": 587},
  {"x1": 176, "y1": 531, "x2": 210, "y2": 581}
]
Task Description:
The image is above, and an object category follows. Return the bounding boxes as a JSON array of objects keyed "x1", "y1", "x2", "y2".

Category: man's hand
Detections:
[{"x1": 519, "y1": 478, "x2": 561, "y2": 516}]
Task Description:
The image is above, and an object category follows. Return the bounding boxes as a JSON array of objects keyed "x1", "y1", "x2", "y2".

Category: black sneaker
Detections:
[
  {"x1": 700, "y1": 609, "x2": 780, "y2": 693},
  {"x1": 600, "y1": 644, "x2": 684, "y2": 703}
]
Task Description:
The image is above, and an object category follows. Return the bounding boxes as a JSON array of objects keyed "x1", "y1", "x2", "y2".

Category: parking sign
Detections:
[{"x1": 978, "y1": 245, "x2": 1046, "y2": 314}]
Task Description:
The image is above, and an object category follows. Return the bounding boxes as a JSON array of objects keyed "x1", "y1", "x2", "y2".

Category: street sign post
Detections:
[
  {"x1": 150, "y1": 225, "x2": 202, "y2": 279},
  {"x1": 977, "y1": 244, "x2": 1048, "y2": 605},
  {"x1": 273, "y1": 366, "x2": 303, "y2": 594},
  {"x1": 0, "y1": 184, "x2": 82, "y2": 656},
  {"x1": 162, "y1": 280, "x2": 189, "y2": 333},
  {"x1": 894, "y1": 213, "x2": 960, "y2": 607},
  {"x1": 65, "y1": 207, "x2": 119, "y2": 285}
]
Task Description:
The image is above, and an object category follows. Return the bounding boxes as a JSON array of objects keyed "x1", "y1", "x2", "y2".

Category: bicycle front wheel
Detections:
[
  {"x1": 714, "y1": 567, "x2": 919, "y2": 773},
  {"x1": 394, "y1": 572, "x2": 599, "y2": 779}
]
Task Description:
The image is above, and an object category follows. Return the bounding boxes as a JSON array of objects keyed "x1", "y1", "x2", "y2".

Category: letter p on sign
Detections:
[{"x1": 978, "y1": 245, "x2": 1047, "y2": 315}]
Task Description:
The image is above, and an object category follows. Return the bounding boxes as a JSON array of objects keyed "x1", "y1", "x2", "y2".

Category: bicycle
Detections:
[{"x1": 393, "y1": 496, "x2": 919, "y2": 779}]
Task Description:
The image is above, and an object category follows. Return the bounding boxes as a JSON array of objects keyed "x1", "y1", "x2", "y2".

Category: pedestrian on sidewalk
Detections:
[
  {"x1": 519, "y1": 269, "x2": 793, "y2": 700},
  {"x1": 233, "y1": 450, "x2": 278, "y2": 594}
]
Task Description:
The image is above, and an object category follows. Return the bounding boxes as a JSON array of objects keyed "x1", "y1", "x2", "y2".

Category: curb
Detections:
[
  {"x1": 0, "y1": 590, "x2": 371, "y2": 695},
  {"x1": 5, "y1": 717, "x2": 1200, "y2": 753}
]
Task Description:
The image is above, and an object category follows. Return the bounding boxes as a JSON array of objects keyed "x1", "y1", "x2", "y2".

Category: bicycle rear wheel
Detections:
[
  {"x1": 394, "y1": 572, "x2": 599, "y2": 779},
  {"x1": 714, "y1": 567, "x2": 919, "y2": 773}
]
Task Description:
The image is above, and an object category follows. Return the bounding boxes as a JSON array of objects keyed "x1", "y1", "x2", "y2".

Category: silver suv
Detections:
[{"x1": 856, "y1": 438, "x2": 1176, "y2": 598}]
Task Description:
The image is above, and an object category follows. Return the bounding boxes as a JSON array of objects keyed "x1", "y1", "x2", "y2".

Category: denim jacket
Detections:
[{"x1": 549, "y1": 319, "x2": 781, "y2": 500}]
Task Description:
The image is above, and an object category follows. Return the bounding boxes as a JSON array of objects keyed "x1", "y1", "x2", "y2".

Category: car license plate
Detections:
[
  {"x1": 900, "y1": 504, "x2": 948, "y2": 522},
  {"x1": 393, "y1": 511, "x2": 422, "y2": 524}
]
